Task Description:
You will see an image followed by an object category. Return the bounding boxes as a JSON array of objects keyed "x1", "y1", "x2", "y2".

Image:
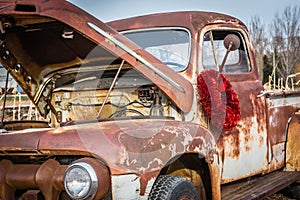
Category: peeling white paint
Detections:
[
  {"x1": 137, "y1": 158, "x2": 163, "y2": 172},
  {"x1": 169, "y1": 143, "x2": 177, "y2": 157},
  {"x1": 267, "y1": 96, "x2": 300, "y2": 108},
  {"x1": 143, "y1": 177, "x2": 156, "y2": 197},
  {"x1": 164, "y1": 126, "x2": 189, "y2": 136},
  {"x1": 119, "y1": 148, "x2": 130, "y2": 165},
  {"x1": 111, "y1": 174, "x2": 140, "y2": 200},
  {"x1": 221, "y1": 116, "x2": 268, "y2": 182},
  {"x1": 182, "y1": 131, "x2": 193, "y2": 147}
]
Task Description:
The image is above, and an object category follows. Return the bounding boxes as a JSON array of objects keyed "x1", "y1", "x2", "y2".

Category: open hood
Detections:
[{"x1": 0, "y1": 0, "x2": 193, "y2": 117}]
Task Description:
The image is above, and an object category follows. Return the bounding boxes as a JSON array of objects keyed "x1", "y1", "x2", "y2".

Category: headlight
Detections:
[{"x1": 64, "y1": 162, "x2": 98, "y2": 200}]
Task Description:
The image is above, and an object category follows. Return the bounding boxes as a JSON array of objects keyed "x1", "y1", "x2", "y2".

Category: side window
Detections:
[{"x1": 202, "y1": 30, "x2": 250, "y2": 73}]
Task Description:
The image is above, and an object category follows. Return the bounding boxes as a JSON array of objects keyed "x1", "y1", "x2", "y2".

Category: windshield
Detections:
[{"x1": 123, "y1": 29, "x2": 191, "y2": 72}]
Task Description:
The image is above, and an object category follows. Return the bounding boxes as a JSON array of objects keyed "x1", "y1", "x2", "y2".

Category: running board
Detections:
[{"x1": 221, "y1": 171, "x2": 300, "y2": 200}]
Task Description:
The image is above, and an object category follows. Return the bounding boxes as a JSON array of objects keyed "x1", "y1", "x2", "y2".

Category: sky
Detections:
[{"x1": 68, "y1": 0, "x2": 299, "y2": 26}]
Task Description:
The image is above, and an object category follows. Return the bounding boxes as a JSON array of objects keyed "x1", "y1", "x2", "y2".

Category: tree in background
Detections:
[
  {"x1": 248, "y1": 16, "x2": 268, "y2": 81},
  {"x1": 271, "y1": 5, "x2": 300, "y2": 80},
  {"x1": 248, "y1": 5, "x2": 300, "y2": 86}
]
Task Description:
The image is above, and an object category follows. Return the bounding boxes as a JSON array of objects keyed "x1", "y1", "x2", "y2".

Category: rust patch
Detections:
[
  {"x1": 221, "y1": 129, "x2": 240, "y2": 159},
  {"x1": 0, "y1": 160, "x2": 14, "y2": 200},
  {"x1": 251, "y1": 93, "x2": 267, "y2": 134},
  {"x1": 267, "y1": 106, "x2": 296, "y2": 145},
  {"x1": 139, "y1": 170, "x2": 160, "y2": 196},
  {"x1": 219, "y1": 80, "x2": 266, "y2": 157}
]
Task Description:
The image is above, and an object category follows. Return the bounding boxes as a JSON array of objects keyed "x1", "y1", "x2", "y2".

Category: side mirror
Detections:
[
  {"x1": 219, "y1": 34, "x2": 241, "y2": 72},
  {"x1": 224, "y1": 34, "x2": 240, "y2": 51}
]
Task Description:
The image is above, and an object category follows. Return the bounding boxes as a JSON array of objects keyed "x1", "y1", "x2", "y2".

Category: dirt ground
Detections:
[
  {"x1": 264, "y1": 194, "x2": 296, "y2": 200},
  {"x1": 264, "y1": 186, "x2": 299, "y2": 200}
]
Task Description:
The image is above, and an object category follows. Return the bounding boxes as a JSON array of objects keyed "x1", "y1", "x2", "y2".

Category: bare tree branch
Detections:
[
  {"x1": 271, "y1": 5, "x2": 300, "y2": 79},
  {"x1": 248, "y1": 15, "x2": 267, "y2": 80}
]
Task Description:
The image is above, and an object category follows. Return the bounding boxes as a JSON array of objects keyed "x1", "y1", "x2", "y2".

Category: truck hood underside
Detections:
[{"x1": 0, "y1": 0, "x2": 194, "y2": 115}]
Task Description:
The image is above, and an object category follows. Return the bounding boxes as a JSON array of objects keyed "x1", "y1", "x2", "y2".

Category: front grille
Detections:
[
  {"x1": 0, "y1": 159, "x2": 67, "y2": 200},
  {"x1": 15, "y1": 190, "x2": 72, "y2": 200}
]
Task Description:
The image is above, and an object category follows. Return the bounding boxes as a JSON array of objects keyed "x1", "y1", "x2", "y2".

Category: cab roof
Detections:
[{"x1": 108, "y1": 11, "x2": 247, "y2": 32}]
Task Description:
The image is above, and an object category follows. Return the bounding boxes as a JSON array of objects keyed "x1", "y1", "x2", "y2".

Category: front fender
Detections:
[{"x1": 38, "y1": 119, "x2": 217, "y2": 174}]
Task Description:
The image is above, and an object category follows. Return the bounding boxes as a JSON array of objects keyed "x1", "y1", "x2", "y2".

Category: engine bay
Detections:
[{"x1": 49, "y1": 66, "x2": 180, "y2": 127}]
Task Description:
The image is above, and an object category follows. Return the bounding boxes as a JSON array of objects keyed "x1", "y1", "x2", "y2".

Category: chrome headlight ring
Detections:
[{"x1": 64, "y1": 162, "x2": 98, "y2": 200}]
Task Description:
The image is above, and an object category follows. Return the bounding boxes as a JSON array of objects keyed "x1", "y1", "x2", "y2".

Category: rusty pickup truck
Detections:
[{"x1": 0, "y1": 0, "x2": 300, "y2": 199}]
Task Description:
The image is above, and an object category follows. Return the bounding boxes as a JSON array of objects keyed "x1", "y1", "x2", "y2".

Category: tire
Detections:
[{"x1": 148, "y1": 175, "x2": 200, "y2": 200}]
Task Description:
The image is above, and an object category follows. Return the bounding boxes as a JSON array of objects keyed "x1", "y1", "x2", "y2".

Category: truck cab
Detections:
[{"x1": 0, "y1": 1, "x2": 299, "y2": 199}]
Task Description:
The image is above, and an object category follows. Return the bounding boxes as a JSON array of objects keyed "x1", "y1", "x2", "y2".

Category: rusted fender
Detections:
[
  {"x1": 285, "y1": 111, "x2": 300, "y2": 171},
  {"x1": 0, "y1": 119, "x2": 216, "y2": 174},
  {"x1": 42, "y1": 119, "x2": 217, "y2": 174}
]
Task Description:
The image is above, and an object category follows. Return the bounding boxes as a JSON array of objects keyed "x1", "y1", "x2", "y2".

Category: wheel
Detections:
[{"x1": 148, "y1": 175, "x2": 200, "y2": 200}]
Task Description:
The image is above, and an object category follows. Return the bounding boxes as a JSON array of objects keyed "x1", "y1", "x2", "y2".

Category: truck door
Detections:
[{"x1": 199, "y1": 28, "x2": 268, "y2": 183}]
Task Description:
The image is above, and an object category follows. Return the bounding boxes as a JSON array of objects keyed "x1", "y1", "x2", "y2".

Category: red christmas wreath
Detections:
[{"x1": 197, "y1": 69, "x2": 240, "y2": 131}]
